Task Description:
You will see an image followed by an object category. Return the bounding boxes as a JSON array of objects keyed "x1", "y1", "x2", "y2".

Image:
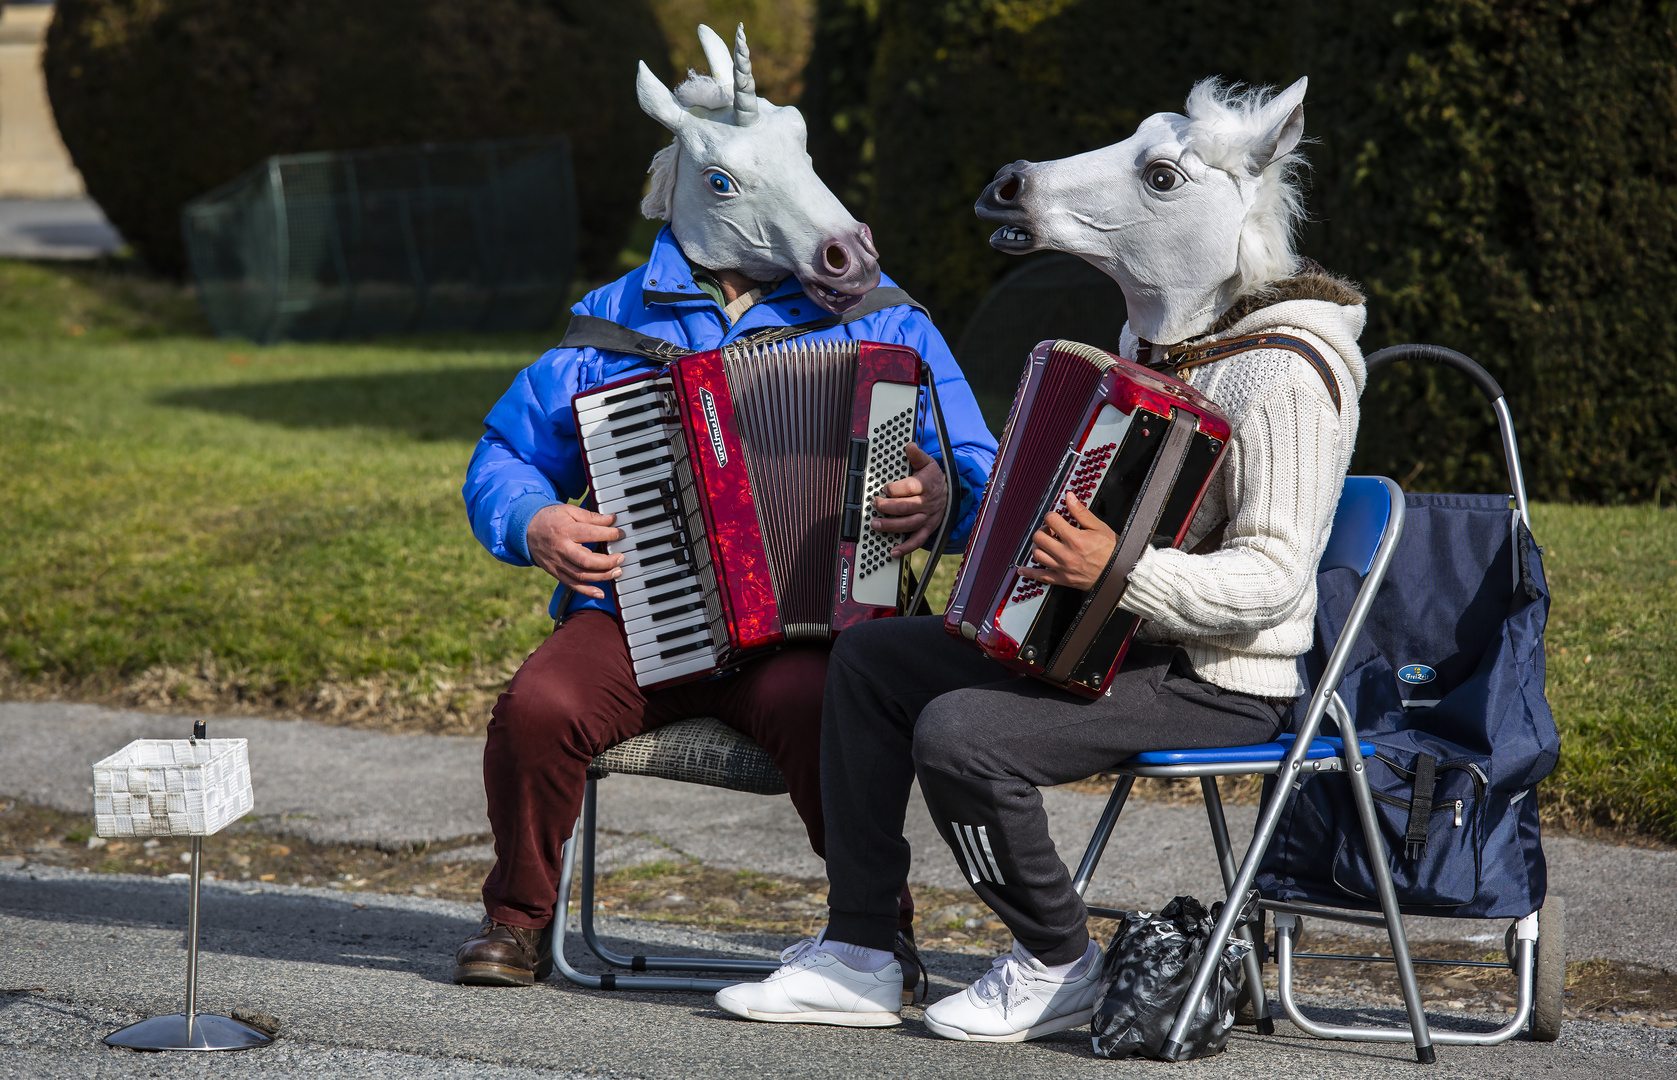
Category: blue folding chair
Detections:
[{"x1": 1066, "y1": 475, "x2": 1438, "y2": 1062}]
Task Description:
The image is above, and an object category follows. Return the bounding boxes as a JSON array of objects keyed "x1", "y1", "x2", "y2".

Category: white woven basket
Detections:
[{"x1": 92, "y1": 738, "x2": 253, "y2": 838}]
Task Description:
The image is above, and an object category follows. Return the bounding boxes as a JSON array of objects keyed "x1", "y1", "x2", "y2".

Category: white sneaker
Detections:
[
  {"x1": 922, "y1": 940, "x2": 1103, "y2": 1042},
  {"x1": 714, "y1": 931, "x2": 903, "y2": 1027}
]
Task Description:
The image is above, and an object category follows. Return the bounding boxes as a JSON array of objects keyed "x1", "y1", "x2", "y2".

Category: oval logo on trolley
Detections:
[
  {"x1": 700, "y1": 387, "x2": 728, "y2": 468},
  {"x1": 1397, "y1": 664, "x2": 1437, "y2": 686}
]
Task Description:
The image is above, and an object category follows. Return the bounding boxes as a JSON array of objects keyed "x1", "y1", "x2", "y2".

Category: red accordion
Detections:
[
  {"x1": 945, "y1": 340, "x2": 1231, "y2": 697},
  {"x1": 574, "y1": 339, "x2": 936, "y2": 690}
]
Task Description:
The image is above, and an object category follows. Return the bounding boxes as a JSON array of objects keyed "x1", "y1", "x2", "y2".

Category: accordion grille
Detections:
[
  {"x1": 724, "y1": 339, "x2": 860, "y2": 638},
  {"x1": 966, "y1": 343, "x2": 1109, "y2": 620}
]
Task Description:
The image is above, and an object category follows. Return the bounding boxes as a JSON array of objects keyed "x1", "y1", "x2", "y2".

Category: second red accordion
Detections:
[{"x1": 945, "y1": 339, "x2": 1231, "y2": 697}]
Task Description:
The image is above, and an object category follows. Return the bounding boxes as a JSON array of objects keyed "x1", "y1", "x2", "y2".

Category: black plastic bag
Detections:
[{"x1": 1090, "y1": 894, "x2": 1255, "y2": 1060}]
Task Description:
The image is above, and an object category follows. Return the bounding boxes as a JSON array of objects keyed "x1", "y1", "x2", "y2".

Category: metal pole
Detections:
[
  {"x1": 1071, "y1": 775, "x2": 1133, "y2": 897},
  {"x1": 185, "y1": 835, "x2": 202, "y2": 1043}
]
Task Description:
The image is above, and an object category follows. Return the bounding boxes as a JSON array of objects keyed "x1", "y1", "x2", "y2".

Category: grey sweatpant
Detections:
[{"x1": 821, "y1": 615, "x2": 1284, "y2": 965}]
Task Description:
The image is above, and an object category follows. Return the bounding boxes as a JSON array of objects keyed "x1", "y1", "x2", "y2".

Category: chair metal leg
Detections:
[
  {"x1": 1157, "y1": 700, "x2": 1335, "y2": 1061},
  {"x1": 551, "y1": 823, "x2": 745, "y2": 991},
  {"x1": 1338, "y1": 716, "x2": 1435, "y2": 1062},
  {"x1": 1201, "y1": 777, "x2": 1273, "y2": 1035},
  {"x1": 574, "y1": 779, "x2": 778, "y2": 977},
  {"x1": 1072, "y1": 775, "x2": 1134, "y2": 908}
]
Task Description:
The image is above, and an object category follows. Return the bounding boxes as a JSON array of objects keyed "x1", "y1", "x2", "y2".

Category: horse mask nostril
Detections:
[
  {"x1": 998, "y1": 176, "x2": 1021, "y2": 202},
  {"x1": 825, "y1": 244, "x2": 848, "y2": 272}
]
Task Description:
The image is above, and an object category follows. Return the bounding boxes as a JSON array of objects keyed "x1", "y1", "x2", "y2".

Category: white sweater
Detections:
[{"x1": 1117, "y1": 297, "x2": 1367, "y2": 699}]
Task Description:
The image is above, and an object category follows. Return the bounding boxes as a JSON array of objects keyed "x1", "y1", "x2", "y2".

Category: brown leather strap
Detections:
[
  {"x1": 1145, "y1": 332, "x2": 1343, "y2": 415},
  {"x1": 1045, "y1": 409, "x2": 1197, "y2": 683}
]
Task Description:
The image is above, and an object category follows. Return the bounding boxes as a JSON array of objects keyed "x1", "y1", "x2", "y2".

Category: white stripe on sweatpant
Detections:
[
  {"x1": 952, "y1": 821, "x2": 988, "y2": 884},
  {"x1": 976, "y1": 825, "x2": 1006, "y2": 885}
]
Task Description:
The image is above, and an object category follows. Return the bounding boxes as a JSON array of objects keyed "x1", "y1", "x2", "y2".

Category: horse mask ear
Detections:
[
  {"x1": 1249, "y1": 77, "x2": 1308, "y2": 173},
  {"x1": 695, "y1": 24, "x2": 735, "y2": 95},
  {"x1": 637, "y1": 61, "x2": 689, "y2": 134}
]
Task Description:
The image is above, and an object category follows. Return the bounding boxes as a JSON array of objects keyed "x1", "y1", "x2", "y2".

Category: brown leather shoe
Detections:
[
  {"x1": 453, "y1": 916, "x2": 552, "y2": 986},
  {"x1": 896, "y1": 927, "x2": 928, "y2": 1004}
]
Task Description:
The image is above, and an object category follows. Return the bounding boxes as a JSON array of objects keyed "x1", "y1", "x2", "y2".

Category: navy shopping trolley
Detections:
[{"x1": 1066, "y1": 344, "x2": 1563, "y2": 1061}]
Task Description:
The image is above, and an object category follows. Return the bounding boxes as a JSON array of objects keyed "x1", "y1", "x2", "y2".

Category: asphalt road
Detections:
[
  {"x1": 0, "y1": 198, "x2": 122, "y2": 259},
  {"x1": 4, "y1": 865, "x2": 1675, "y2": 1079},
  {"x1": 3, "y1": 700, "x2": 1675, "y2": 1076},
  {"x1": 6, "y1": 701, "x2": 1672, "y2": 964}
]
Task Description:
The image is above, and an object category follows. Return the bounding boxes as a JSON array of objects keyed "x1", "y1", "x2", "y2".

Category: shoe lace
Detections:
[
  {"x1": 972, "y1": 953, "x2": 1033, "y2": 1014},
  {"x1": 776, "y1": 936, "x2": 823, "y2": 972}
]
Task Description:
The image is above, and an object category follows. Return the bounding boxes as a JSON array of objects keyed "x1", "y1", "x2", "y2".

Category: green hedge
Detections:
[
  {"x1": 808, "y1": 0, "x2": 1677, "y2": 502},
  {"x1": 45, "y1": 0, "x2": 673, "y2": 280}
]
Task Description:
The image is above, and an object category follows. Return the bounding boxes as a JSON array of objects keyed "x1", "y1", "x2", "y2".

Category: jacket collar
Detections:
[{"x1": 639, "y1": 225, "x2": 824, "y2": 333}]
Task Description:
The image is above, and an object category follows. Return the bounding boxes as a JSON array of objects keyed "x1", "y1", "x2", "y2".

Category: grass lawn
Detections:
[
  {"x1": 0, "y1": 259, "x2": 1672, "y2": 840},
  {"x1": 0, "y1": 259, "x2": 559, "y2": 728}
]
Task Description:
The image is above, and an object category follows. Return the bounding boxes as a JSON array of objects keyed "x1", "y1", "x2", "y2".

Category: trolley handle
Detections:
[
  {"x1": 1364, "y1": 344, "x2": 1505, "y2": 405},
  {"x1": 1363, "y1": 344, "x2": 1530, "y2": 530}
]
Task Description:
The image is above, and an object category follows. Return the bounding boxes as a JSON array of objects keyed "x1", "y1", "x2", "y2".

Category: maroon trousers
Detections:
[{"x1": 481, "y1": 609, "x2": 912, "y2": 930}]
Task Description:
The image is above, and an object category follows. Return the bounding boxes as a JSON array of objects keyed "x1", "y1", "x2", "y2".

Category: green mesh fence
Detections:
[
  {"x1": 181, "y1": 138, "x2": 576, "y2": 343},
  {"x1": 954, "y1": 254, "x2": 1128, "y2": 432}
]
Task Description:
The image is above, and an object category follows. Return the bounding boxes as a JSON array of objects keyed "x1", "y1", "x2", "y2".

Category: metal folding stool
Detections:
[
  {"x1": 549, "y1": 717, "x2": 784, "y2": 991},
  {"x1": 1066, "y1": 476, "x2": 1448, "y2": 1062}
]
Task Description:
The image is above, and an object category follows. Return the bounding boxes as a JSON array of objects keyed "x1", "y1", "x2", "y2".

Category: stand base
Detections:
[{"x1": 105, "y1": 1013, "x2": 273, "y2": 1051}]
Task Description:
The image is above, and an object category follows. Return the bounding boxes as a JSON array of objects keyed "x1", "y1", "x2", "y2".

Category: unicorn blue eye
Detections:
[{"x1": 708, "y1": 174, "x2": 732, "y2": 193}]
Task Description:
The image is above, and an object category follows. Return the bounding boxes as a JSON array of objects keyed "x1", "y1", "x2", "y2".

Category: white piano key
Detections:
[
  {"x1": 588, "y1": 450, "x2": 680, "y2": 488},
  {"x1": 574, "y1": 383, "x2": 670, "y2": 424},
  {"x1": 632, "y1": 646, "x2": 719, "y2": 683},
  {"x1": 592, "y1": 475, "x2": 678, "y2": 513},
  {"x1": 581, "y1": 416, "x2": 680, "y2": 451},
  {"x1": 622, "y1": 602, "x2": 711, "y2": 639},
  {"x1": 618, "y1": 579, "x2": 706, "y2": 617},
  {"x1": 628, "y1": 623, "x2": 712, "y2": 658},
  {"x1": 614, "y1": 564, "x2": 699, "y2": 599}
]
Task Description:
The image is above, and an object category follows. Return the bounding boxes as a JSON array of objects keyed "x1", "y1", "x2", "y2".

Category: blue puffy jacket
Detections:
[{"x1": 463, "y1": 225, "x2": 998, "y2": 620}]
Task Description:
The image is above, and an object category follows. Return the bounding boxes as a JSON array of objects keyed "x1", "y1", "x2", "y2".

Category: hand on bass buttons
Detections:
[
  {"x1": 871, "y1": 443, "x2": 948, "y2": 558},
  {"x1": 1018, "y1": 493, "x2": 1117, "y2": 591}
]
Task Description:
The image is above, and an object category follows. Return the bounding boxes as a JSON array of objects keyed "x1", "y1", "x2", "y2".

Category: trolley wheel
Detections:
[{"x1": 1530, "y1": 897, "x2": 1566, "y2": 1042}]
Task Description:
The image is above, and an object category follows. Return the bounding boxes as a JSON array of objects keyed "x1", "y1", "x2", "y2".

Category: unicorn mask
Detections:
[
  {"x1": 636, "y1": 25, "x2": 880, "y2": 315},
  {"x1": 975, "y1": 78, "x2": 1309, "y2": 345}
]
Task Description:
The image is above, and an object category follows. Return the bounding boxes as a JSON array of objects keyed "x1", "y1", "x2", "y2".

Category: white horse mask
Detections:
[
  {"x1": 975, "y1": 78, "x2": 1310, "y2": 345},
  {"x1": 636, "y1": 25, "x2": 880, "y2": 315}
]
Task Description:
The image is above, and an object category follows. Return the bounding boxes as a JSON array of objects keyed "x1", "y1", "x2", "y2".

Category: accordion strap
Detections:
[
  {"x1": 556, "y1": 287, "x2": 929, "y2": 363},
  {"x1": 1142, "y1": 332, "x2": 1343, "y2": 415}
]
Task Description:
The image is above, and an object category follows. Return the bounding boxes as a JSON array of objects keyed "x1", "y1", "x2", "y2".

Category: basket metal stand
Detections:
[{"x1": 104, "y1": 722, "x2": 272, "y2": 1052}]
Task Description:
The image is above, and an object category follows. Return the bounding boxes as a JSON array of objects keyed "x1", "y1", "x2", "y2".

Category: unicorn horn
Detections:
[{"x1": 733, "y1": 24, "x2": 758, "y2": 126}]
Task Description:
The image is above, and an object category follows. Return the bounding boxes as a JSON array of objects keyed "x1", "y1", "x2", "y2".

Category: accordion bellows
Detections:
[{"x1": 92, "y1": 738, "x2": 254, "y2": 838}]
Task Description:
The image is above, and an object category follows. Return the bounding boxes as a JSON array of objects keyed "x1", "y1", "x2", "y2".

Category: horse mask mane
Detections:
[
  {"x1": 635, "y1": 25, "x2": 880, "y2": 315},
  {"x1": 976, "y1": 78, "x2": 1316, "y2": 344}
]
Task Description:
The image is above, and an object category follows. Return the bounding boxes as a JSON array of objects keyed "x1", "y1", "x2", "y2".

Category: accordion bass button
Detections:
[{"x1": 960, "y1": 621, "x2": 979, "y2": 641}]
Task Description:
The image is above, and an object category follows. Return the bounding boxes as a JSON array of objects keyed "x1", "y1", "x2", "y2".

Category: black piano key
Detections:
[
  {"x1": 622, "y1": 454, "x2": 676, "y2": 476},
  {"x1": 598, "y1": 388, "x2": 645, "y2": 407},
  {"x1": 659, "y1": 640, "x2": 712, "y2": 660},
  {"x1": 647, "y1": 583, "x2": 702, "y2": 606},
  {"x1": 651, "y1": 600, "x2": 707, "y2": 622},
  {"x1": 643, "y1": 568, "x2": 694, "y2": 590}
]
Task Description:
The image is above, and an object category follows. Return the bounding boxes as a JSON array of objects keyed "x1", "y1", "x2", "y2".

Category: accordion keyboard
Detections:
[{"x1": 575, "y1": 378, "x2": 724, "y2": 685}]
